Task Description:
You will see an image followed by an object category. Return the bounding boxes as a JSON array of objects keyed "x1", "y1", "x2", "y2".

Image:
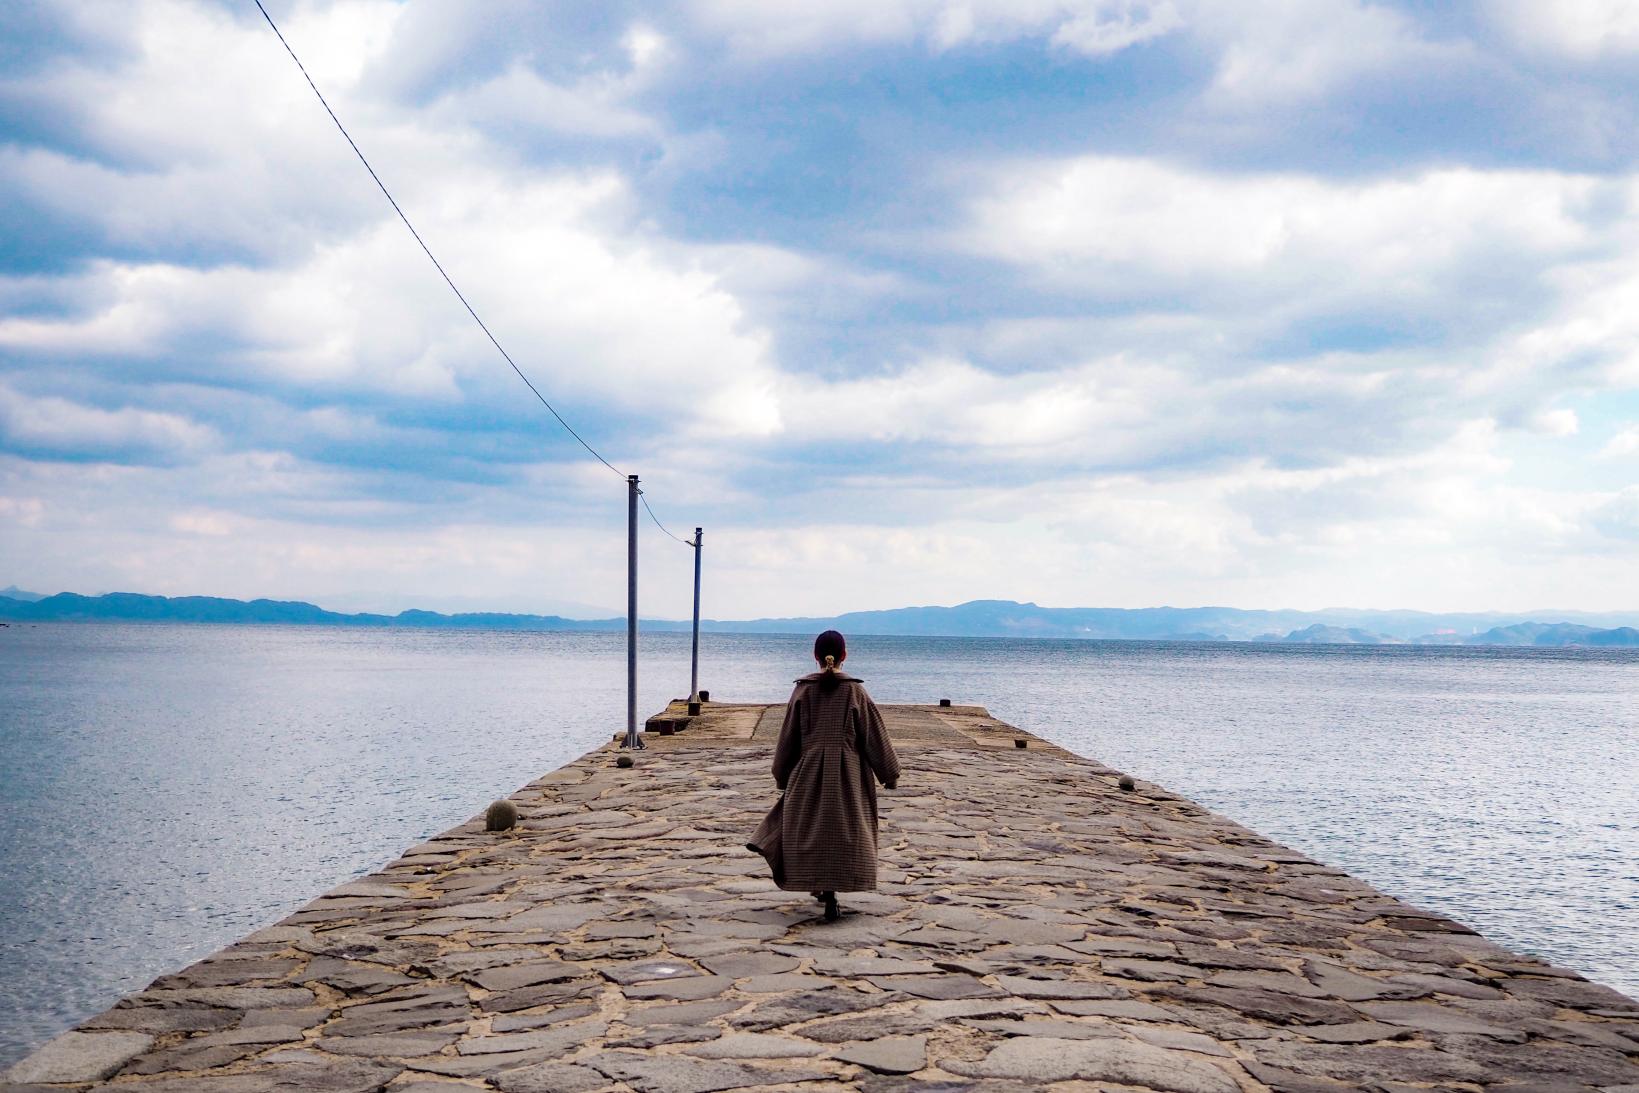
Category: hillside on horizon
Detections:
[{"x1": 5, "y1": 590, "x2": 1639, "y2": 647}]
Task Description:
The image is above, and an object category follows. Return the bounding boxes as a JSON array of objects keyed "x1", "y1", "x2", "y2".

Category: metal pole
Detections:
[
  {"x1": 690, "y1": 528, "x2": 702, "y2": 702},
  {"x1": 624, "y1": 474, "x2": 643, "y2": 750}
]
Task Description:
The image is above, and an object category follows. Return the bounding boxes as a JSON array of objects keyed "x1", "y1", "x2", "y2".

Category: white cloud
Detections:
[
  {"x1": 1530, "y1": 408, "x2": 1581, "y2": 437},
  {"x1": 1604, "y1": 424, "x2": 1639, "y2": 457},
  {"x1": 964, "y1": 156, "x2": 1608, "y2": 301},
  {"x1": 779, "y1": 354, "x2": 1168, "y2": 455},
  {"x1": 170, "y1": 510, "x2": 235, "y2": 536},
  {"x1": 419, "y1": 18, "x2": 671, "y2": 142},
  {"x1": 4, "y1": 413, "x2": 1636, "y2": 616},
  {"x1": 0, "y1": 385, "x2": 218, "y2": 461},
  {"x1": 0, "y1": 0, "x2": 786, "y2": 444},
  {"x1": 1196, "y1": 0, "x2": 1435, "y2": 104},
  {"x1": 1499, "y1": 246, "x2": 1639, "y2": 389},
  {"x1": 704, "y1": 417, "x2": 1632, "y2": 614},
  {"x1": 6, "y1": 0, "x2": 1639, "y2": 616},
  {"x1": 951, "y1": 156, "x2": 1639, "y2": 458},
  {"x1": 688, "y1": 0, "x2": 1429, "y2": 104},
  {"x1": 0, "y1": 495, "x2": 46, "y2": 528},
  {"x1": 0, "y1": 452, "x2": 685, "y2": 611},
  {"x1": 0, "y1": 1, "x2": 403, "y2": 262},
  {"x1": 1490, "y1": 0, "x2": 1639, "y2": 58},
  {"x1": 1590, "y1": 486, "x2": 1639, "y2": 541},
  {"x1": 625, "y1": 24, "x2": 670, "y2": 69},
  {"x1": 0, "y1": 169, "x2": 784, "y2": 438},
  {"x1": 12, "y1": 1, "x2": 389, "y2": 166},
  {"x1": 1051, "y1": 2, "x2": 1183, "y2": 55},
  {"x1": 427, "y1": 62, "x2": 658, "y2": 139},
  {"x1": 688, "y1": 0, "x2": 1184, "y2": 57}
]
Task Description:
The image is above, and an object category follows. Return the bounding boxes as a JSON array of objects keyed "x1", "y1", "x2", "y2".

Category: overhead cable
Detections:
[
  {"x1": 252, "y1": 0, "x2": 624, "y2": 480},
  {"x1": 640, "y1": 493, "x2": 695, "y2": 547}
]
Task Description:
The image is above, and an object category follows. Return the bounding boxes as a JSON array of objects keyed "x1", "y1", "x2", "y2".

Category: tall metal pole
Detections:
[
  {"x1": 624, "y1": 475, "x2": 643, "y2": 750},
  {"x1": 690, "y1": 528, "x2": 703, "y2": 702}
]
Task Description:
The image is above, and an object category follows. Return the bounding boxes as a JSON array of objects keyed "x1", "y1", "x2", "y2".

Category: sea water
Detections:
[{"x1": 1, "y1": 623, "x2": 1635, "y2": 1064}]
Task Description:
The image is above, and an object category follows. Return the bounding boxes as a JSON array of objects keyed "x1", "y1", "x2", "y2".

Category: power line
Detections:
[
  {"x1": 252, "y1": 0, "x2": 624, "y2": 480},
  {"x1": 641, "y1": 492, "x2": 695, "y2": 547}
]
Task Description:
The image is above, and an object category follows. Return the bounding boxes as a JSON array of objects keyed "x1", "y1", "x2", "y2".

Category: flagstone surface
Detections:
[{"x1": 5, "y1": 701, "x2": 1637, "y2": 1092}]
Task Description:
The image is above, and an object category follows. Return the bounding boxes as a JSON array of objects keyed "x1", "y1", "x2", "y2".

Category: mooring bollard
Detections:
[
  {"x1": 687, "y1": 700, "x2": 701, "y2": 716},
  {"x1": 698, "y1": 690, "x2": 710, "y2": 702},
  {"x1": 939, "y1": 698, "x2": 951, "y2": 707},
  {"x1": 659, "y1": 722, "x2": 675, "y2": 736},
  {"x1": 485, "y1": 800, "x2": 518, "y2": 831}
]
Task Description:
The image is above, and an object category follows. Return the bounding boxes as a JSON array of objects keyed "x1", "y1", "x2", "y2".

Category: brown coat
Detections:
[{"x1": 750, "y1": 671, "x2": 901, "y2": 893}]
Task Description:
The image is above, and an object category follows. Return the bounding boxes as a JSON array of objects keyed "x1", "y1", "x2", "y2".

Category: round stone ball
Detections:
[
  {"x1": 1118, "y1": 774, "x2": 1136, "y2": 791},
  {"x1": 616, "y1": 754, "x2": 635, "y2": 768},
  {"x1": 485, "y1": 799, "x2": 519, "y2": 831}
]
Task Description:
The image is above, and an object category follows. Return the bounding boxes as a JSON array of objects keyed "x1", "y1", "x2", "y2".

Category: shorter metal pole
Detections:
[
  {"x1": 624, "y1": 474, "x2": 644, "y2": 750},
  {"x1": 690, "y1": 527, "x2": 702, "y2": 702}
]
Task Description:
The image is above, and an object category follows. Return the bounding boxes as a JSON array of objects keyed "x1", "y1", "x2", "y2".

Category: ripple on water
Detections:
[{"x1": 0, "y1": 626, "x2": 1635, "y2": 1065}]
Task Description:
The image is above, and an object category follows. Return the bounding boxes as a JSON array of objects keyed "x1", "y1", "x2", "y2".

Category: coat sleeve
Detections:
[
  {"x1": 859, "y1": 692, "x2": 901, "y2": 789},
  {"x1": 772, "y1": 687, "x2": 803, "y2": 790}
]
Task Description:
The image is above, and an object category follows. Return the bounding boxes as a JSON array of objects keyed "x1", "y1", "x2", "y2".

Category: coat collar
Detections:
[{"x1": 795, "y1": 670, "x2": 863, "y2": 684}]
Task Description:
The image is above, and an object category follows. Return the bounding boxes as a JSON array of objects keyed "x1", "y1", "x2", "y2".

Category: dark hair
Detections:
[{"x1": 813, "y1": 630, "x2": 846, "y2": 679}]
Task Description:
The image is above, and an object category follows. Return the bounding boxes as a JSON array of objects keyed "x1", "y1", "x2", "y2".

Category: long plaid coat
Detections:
[{"x1": 760, "y1": 671, "x2": 901, "y2": 893}]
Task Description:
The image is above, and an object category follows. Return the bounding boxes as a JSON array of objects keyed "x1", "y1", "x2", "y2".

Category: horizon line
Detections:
[{"x1": 6, "y1": 586, "x2": 1639, "y2": 625}]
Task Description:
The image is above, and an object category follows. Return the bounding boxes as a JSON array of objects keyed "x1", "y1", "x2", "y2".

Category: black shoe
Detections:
[{"x1": 822, "y1": 893, "x2": 840, "y2": 922}]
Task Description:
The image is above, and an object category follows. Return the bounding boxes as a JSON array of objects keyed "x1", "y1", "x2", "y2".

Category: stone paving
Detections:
[{"x1": 6, "y1": 701, "x2": 1638, "y2": 1093}]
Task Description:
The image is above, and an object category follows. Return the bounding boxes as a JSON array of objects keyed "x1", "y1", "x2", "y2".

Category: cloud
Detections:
[
  {"x1": 1490, "y1": 0, "x2": 1639, "y2": 59},
  {"x1": 426, "y1": 61, "x2": 658, "y2": 140},
  {"x1": 1051, "y1": 2, "x2": 1183, "y2": 56},
  {"x1": 1499, "y1": 244, "x2": 1639, "y2": 390},
  {"x1": 1590, "y1": 486, "x2": 1639, "y2": 541},
  {"x1": 5, "y1": 0, "x2": 1639, "y2": 615},
  {"x1": 410, "y1": 15, "x2": 672, "y2": 143},
  {"x1": 0, "y1": 450, "x2": 690, "y2": 610},
  {"x1": 0, "y1": 384, "x2": 217, "y2": 462},
  {"x1": 963, "y1": 156, "x2": 1609, "y2": 302},
  {"x1": 686, "y1": 0, "x2": 1435, "y2": 108},
  {"x1": 1530, "y1": 408, "x2": 1581, "y2": 437},
  {"x1": 0, "y1": 495, "x2": 45, "y2": 527},
  {"x1": 953, "y1": 155, "x2": 1639, "y2": 439},
  {"x1": 1196, "y1": 0, "x2": 1438, "y2": 105},
  {"x1": 694, "y1": 417, "x2": 1632, "y2": 614},
  {"x1": 170, "y1": 510, "x2": 234, "y2": 536},
  {"x1": 0, "y1": 1, "x2": 399, "y2": 268},
  {"x1": 0, "y1": 168, "x2": 784, "y2": 442},
  {"x1": 1604, "y1": 424, "x2": 1639, "y2": 456},
  {"x1": 0, "y1": 0, "x2": 682, "y2": 273},
  {"x1": 779, "y1": 355, "x2": 1144, "y2": 451},
  {"x1": 687, "y1": 0, "x2": 1184, "y2": 58}
]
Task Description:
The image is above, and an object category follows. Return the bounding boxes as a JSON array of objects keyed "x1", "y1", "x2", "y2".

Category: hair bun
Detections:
[{"x1": 813, "y1": 629, "x2": 847, "y2": 669}]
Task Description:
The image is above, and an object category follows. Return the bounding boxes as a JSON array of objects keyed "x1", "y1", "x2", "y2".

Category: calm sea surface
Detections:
[{"x1": 1, "y1": 623, "x2": 1635, "y2": 1064}]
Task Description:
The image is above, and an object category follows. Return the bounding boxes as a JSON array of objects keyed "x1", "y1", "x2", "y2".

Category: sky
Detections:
[{"x1": 2, "y1": 0, "x2": 1638, "y2": 619}]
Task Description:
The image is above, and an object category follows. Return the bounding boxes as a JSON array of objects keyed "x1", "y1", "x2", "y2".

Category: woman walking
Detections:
[{"x1": 748, "y1": 630, "x2": 901, "y2": 921}]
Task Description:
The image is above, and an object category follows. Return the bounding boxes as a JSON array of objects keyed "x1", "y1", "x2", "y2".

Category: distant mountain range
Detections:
[
  {"x1": 4, "y1": 591, "x2": 1638, "y2": 647},
  {"x1": 0, "y1": 592, "x2": 614, "y2": 632},
  {"x1": 1274, "y1": 621, "x2": 1639, "y2": 647},
  {"x1": 1464, "y1": 622, "x2": 1639, "y2": 647}
]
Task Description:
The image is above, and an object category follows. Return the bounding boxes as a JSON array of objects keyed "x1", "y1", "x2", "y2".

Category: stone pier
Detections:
[{"x1": 5, "y1": 701, "x2": 1638, "y2": 1092}]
